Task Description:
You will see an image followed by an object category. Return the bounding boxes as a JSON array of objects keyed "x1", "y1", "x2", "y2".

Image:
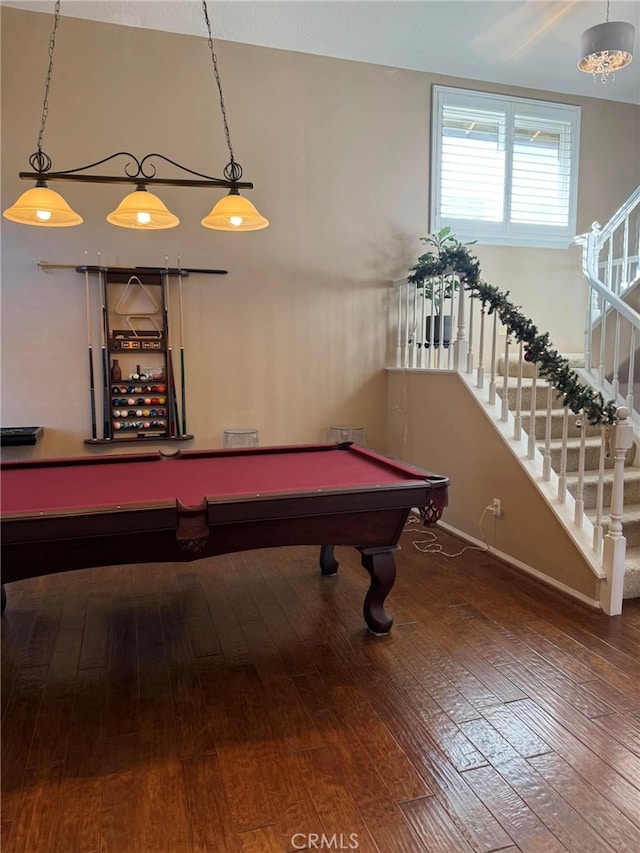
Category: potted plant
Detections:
[{"x1": 408, "y1": 227, "x2": 472, "y2": 348}]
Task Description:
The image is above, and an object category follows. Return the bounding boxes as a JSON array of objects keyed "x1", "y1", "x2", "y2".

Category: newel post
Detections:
[{"x1": 601, "y1": 405, "x2": 633, "y2": 615}]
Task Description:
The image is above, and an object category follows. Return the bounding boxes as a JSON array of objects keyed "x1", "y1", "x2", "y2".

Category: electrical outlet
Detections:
[{"x1": 491, "y1": 498, "x2": 502, "y2": 518}]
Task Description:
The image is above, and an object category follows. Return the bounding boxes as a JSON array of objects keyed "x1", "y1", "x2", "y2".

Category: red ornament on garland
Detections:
[{"x1": 524, "y1": 350, "x2": 534, "y2": 362}]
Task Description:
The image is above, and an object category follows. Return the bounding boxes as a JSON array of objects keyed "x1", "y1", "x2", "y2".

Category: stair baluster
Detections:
[
  {"x1": 573, "y1": 414, "x2": 587, "y2": 527},
  {"x1": 598, "y1": 291, "x2": 608, "y2": 389},
  {"x1": 527, "y1": 362, "x2": 538, "y2": 460},
  {"x1": 476, "y1": 305, "x2": 486, "y2": 390},
  {"x1": 611, "y1": 311, "x2": 621, "y2": 400},
  {"x1": 557, "y1": 407, "x2": 569, "y2": 503},
  {"x1": 626, "y1": 325, "x2": 635, "y2": 414},
  {"x1": 593, "y1": 426, "x2": 607, "y2": 553},
  {"x1": 411, "y1": 284, "x2": 419, "y2": 369},
  {"x1": 513, "y1": 340, "x2": 523, "y2": 441},
  {"x1": 465, "y1": 291, "x2": 474, "y2": 375},
  {"x1": 501, "y1": 335, "x2": 510, "y2": 422},
  {"x1": 542, "y1": 383, "x2": 553, "y2": 482},
  {"x1": 488, "y1": 312, "x2": 498, "y2": 406}
]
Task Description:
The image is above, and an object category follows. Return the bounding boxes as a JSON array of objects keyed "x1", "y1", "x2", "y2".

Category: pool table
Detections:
[{"x1": 0, "y1": 443, "x2": 448, "y2": 633}]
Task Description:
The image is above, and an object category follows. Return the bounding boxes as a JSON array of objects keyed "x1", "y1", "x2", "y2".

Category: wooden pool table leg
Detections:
[
  {"x1": 358, "y1": 546, "x2": 398, "y2": 635},
  {"x1": 319, "y1": 545, "x2": 339, "y2": 575}
]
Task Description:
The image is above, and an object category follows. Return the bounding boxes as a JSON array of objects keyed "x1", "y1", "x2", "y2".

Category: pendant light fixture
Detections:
[
  {"x1": 3, "y1": 0, "x2": 269, "y2": 232},
  {"x1": 578, "y1": 0, "x2": 635, "y2": 82},
  {"x1": 106, "y1": 187, "x2": 180, "y2": 230},
  {"x1": 3, "y1": 182, "x2": 83, "y2": 227}
]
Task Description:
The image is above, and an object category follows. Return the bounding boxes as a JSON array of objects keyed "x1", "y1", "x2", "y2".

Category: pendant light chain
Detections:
[
  {"x1": 4, "y1": 0, "x2": 269, "y2": 230},
  {"x1": 32, "y1": 0, "x2": 61, "y2": 174},
  {"x1": 202, "y1": 0, "x2": 242, "y2": 183}
]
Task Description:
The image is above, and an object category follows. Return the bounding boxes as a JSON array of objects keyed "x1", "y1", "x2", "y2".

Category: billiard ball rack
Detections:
[{"x1": 78, "y1": 265, "x2": 195, "y2": 445}]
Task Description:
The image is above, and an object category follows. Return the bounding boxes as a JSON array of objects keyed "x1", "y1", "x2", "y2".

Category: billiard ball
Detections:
[
  {"x1": 158, "y1": 397, "x2": 166, "y2": 405},
  {"x1": 144, "y1": 397, "x2": 151, "y2": 405},
  {"x1": 157, "y1": 385, "x2": 166, "y2": 393},
  {"x1": 114, "y1": 422, "x2": 122, "y2": 430},
  {"x1": 129, "y1": 373, "x2": 139, "y2": 380},
  {"x1": 143, "y1": 421, "x2": 151, "y2": 429}
]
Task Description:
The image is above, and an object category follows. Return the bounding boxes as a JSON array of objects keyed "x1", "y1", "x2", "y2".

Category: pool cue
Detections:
[
  {"x1": 98, "y1": 258, "x2": 111, "y2": 440},
  {"x1": 84, "y1": 253, "x2": 97, "y2": 440},
  {"x1": 162, "y1": 262, "x2": 180, "y2": 436},
  {"x1": 177, "y1": 254, "x2": 187, "y2": 435}
]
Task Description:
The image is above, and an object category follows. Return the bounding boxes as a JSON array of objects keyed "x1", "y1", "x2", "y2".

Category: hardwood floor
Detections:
[{"x1": 2, "y1": 527, "x2": 640, "y2": 852}]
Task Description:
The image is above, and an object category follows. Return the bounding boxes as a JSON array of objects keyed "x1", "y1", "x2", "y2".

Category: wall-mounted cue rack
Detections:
[{"x1": 70, "y1": 263, "x2": 227, "y2": 445}]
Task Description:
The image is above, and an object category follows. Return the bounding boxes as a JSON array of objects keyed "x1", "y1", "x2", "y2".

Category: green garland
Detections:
[{"x1": 408, "y1": 229, "x2": 618, "y2": 425}]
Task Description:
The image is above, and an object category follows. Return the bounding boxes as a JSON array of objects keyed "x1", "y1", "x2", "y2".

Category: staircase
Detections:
[
  {"x1": 392, "y1": 185, "x2": 640, "y2": 612},
  {"x1": 498, "y1": 354, "x2": 640, "y2": 598}
]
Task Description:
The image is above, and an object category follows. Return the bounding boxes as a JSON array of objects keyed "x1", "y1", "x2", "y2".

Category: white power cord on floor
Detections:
[{"x1": 404, "y1": 505, "x2": 496, "y2": 557}]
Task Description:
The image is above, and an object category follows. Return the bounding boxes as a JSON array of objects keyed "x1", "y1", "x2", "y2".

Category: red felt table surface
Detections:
[{"x1": 1, "y1": 445, "x2": 431, "y2": 516}]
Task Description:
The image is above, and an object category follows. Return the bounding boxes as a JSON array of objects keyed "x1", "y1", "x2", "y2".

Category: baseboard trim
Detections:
[{"x1": 434, "y1": 518, "x2": 602, "y2": 611}]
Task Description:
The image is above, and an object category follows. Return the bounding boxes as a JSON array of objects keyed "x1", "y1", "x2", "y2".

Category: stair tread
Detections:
[
  {"x1": 541, "y1": 436, "x2": 606, "y2": 448},
  {"x1": 523, "y1": 408, "x2": 585, "y2": 417},
  {"x1": 495, "y1": 380, "x2": 561, "y2": 390}
]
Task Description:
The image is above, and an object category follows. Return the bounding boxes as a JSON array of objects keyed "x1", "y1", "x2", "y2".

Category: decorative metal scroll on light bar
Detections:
[{"x1": 19, "y1": 151, "x2": 253, "y2": 191}]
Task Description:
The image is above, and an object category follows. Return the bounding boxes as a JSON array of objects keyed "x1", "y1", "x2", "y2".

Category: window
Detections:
[{"x1": 431, "y1": 86, "x2": 581, "y2": 249}]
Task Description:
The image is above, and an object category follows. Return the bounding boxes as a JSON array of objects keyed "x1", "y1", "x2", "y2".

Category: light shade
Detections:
[
  {"x1": 106, "y1": 187, "x2": 180, "y2": 230},
  {"x1": 3, "y1": 184, "x2": 83, "y2": 227},
  {"x1": 201, "y1": 191, "x2": 269, "y2": 231},
  {"x1": 578, "y1": 21, "x2": 635, "y2": 79}
]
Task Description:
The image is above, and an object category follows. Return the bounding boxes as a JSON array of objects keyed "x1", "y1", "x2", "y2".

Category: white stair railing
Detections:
[{"x1": 576, "y1": 186, "x2": 640, "y2": 420}]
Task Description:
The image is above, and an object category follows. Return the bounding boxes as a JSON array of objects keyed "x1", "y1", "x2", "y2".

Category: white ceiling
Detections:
[{"x1": 3, "y1": 0, "x2": 640, "y2": 104}]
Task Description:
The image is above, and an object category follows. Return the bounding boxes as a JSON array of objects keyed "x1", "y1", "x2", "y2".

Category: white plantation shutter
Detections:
[{"x1": 431, "y1": 87, "x2": 581, "y2": 248}]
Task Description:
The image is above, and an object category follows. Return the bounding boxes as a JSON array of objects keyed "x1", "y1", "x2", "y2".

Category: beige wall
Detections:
[
  {"x1": 387, "y1": 369, "x2": 601, "y2": 600},
  {"x1": 2, "y1": 8, "x2": 639, "y2": 460}
]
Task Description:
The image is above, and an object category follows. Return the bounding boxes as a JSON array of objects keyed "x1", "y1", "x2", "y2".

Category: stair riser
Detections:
[
  {"x1": 498, "y1": 385, "x2": 565, "y2": 411},
  {"x1": 522, "y1": 413, "x2": 601, "y2": 440},
  {"x1": 547, "y1": 444, "x2": 635, "y2": 473},
  {"x1": 624, "y1": 569, "x2": 640, "y2": 598},
  {"x1": 498, "y1": 358, "x2": 538, "y2": 379},
  {"x1": 498, "y1": 356, "x2": 585, "y2": 379},
  {"x1": 568, "y1": 477, "x2": 640, "y2": 510}
]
